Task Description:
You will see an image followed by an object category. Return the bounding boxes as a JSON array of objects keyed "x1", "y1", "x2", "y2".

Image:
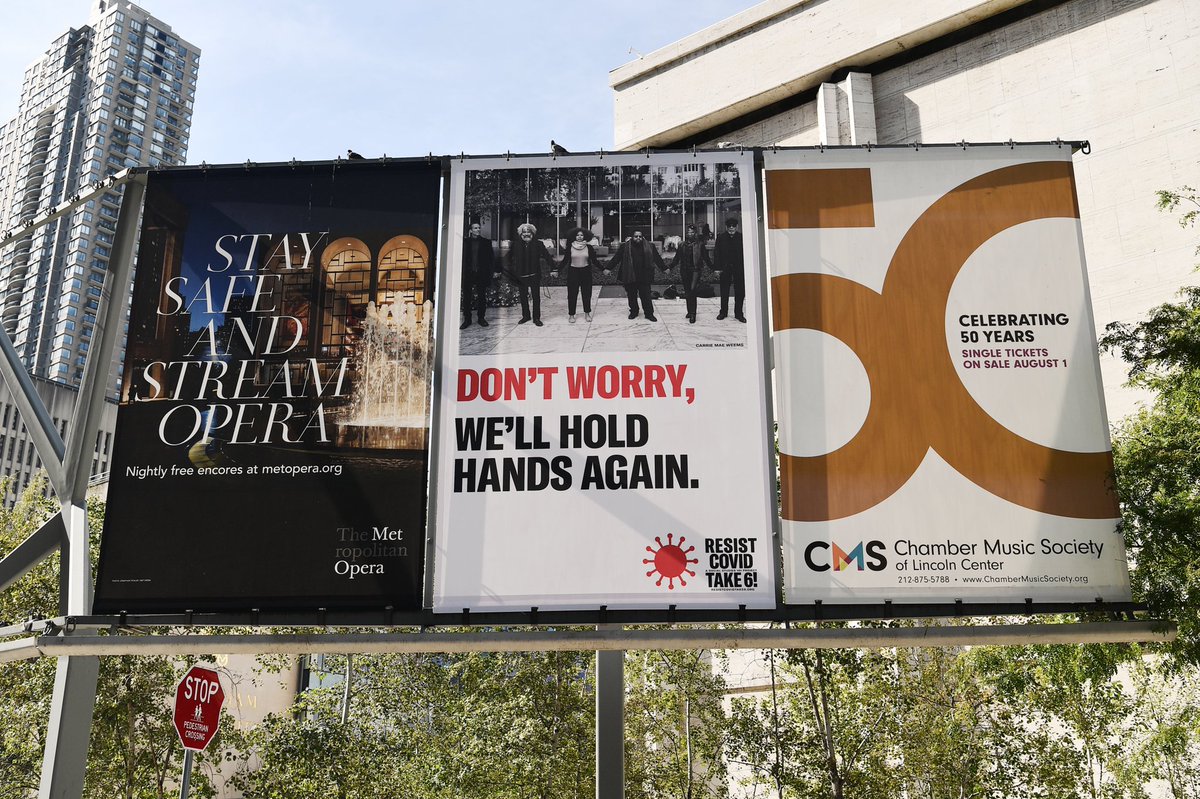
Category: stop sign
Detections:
[{"x1": 173, "y1": 665, "x2": 225, "y2": 752}]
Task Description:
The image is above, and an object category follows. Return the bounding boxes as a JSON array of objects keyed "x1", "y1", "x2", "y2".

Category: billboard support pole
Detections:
[
  {"x1": 37, "y1": 654, "x2": 100, "y2": 799},
  {"x1": 596, "y1": 624, "x2": 624, "y2": 799},
  {"x1": 38, "y1": 172, "x2": 146, "y2": 799}
]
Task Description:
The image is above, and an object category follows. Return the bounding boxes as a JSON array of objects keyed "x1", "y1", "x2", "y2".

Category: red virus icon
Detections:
[{"x1": 643, "y1": 534, "x2": 698, "y2": 590}]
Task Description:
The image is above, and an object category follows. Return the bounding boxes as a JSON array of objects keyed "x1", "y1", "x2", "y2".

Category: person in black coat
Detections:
[
  {"x1": 714, "y1": 217, "x2": 746, "y2": 322},
  {"x1": 672, "y1": 224, "x2": 712, "y2": 324},
  {"x1": 461, "y1": 222, "x2": 498, "y2": 329},
  {"x1": 604, "y1": 229, "x2": 667, "y2": 322},
  {"x1": 552, "y1": 229, "x2": 603, "y2": 323},
  {"x1": 506, "y1": 222, "x2": 556, "y2": 326}
]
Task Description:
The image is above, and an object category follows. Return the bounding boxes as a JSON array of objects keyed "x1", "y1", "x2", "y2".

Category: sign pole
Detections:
[{"x1": 178, "y1": 749, "x2": 193, "y2": 799}]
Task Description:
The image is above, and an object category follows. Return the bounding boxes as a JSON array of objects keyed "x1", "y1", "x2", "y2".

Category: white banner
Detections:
[
  {"x1": 764, "y1": 146, "x2": 1131, "y2": 603},
  {"x1": 431, "y1": 153, "x2": 777, "y2": 610}
]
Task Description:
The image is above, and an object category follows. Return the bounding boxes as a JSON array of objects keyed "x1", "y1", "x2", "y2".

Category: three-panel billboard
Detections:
[{"x1": 92, "y1": 146, "x2": 1131, "y2": 617}]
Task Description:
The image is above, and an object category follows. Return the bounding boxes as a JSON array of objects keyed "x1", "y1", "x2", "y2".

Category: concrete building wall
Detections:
[
  {"x1": 609, "y1": 0, "x2": 1032, "y2": 150},
  {"x1": 612, "y1": 0, "x2": 1199, "y2": 421},
  {"x1": 0, "y1": 375, "x2": 117, "y2": 505}
]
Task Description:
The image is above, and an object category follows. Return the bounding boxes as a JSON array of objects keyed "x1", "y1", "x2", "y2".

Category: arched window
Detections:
[
  {"x1": 378, "y1": 235, "x2": 429, "y2": 320},
  {"x1": 319, "y1": 237, "x2": 372, "y2": 358}
]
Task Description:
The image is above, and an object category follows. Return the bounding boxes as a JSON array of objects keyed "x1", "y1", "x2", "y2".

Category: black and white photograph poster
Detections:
[{"x1": 431, "y1": 152, "x2": 777, "y2": 611}]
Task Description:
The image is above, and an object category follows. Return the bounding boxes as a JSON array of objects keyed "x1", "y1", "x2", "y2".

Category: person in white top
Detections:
[{"x1": 552, "y1": 229, "x2": 603, "y2": 323}]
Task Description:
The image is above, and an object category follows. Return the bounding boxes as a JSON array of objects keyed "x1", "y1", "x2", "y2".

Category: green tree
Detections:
[
  {"x1": 726, "y1": 644, "x2": 901, "y2": 799},
  {"x1": 891, "y1": 644, "x2": 1081, "y2": 799},
  {"x1": 1100, "y1": 186, "x2": 1200, "y2": 664},
  {"x1": 229, "y1": 648, "x2": 595, "y2": 799},
  {"x1": 0, "y1": 476, "x2": 59, "y2": 798},
  {"x1": 625, "y1": 648, "x2": 731, "y2": 799},
  {"x1": 1112, "y1": 656, "x2": 1200, "y2": 799},
  {"x1": 972, "y1": 641, "x2": 1136, "y2": 799},
  {"x1": 0, "y1": 477, "x2": 216, "y2": 798}
]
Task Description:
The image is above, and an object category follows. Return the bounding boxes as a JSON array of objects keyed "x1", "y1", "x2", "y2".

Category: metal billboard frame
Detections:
[{"x1": 0, "y1": 144, "x2": 1168, "y2": 799}]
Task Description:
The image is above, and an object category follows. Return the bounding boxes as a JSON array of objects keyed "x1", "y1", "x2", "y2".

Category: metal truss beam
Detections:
[
  {"x1": 0, "y1": 169, "x2": 136, "y2": 250},
  {"x1": 0, "y1": 512, "x2": 63, "y2": 593},
  {"x1": 0, "y1": 621, "x2": 1175, "y2": 664}
]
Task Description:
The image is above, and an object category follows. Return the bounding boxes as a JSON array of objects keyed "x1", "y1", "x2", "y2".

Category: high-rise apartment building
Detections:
[
  {"x1": 0, "y1": 0, "x2": 199, "y2": 391},
  {"x1": 0, "y1": 0, "x2": 198, "y2": 501}
]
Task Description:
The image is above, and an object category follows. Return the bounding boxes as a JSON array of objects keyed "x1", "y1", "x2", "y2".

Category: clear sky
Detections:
[{"x1": 0, "y1": 0, "x2": 753, "y2": 164}]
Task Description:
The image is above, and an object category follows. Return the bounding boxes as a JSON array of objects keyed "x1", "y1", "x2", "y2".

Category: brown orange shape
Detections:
[{"x1": 772, "y1": 161, "x2": 1118, "y2": 522}]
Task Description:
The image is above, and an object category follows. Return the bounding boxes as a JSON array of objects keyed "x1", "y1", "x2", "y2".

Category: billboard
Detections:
[
  {"x1": 94, "y1": 162, "x2": 441, "y2": 612},
  {"x1": 764, "y1": 146, "x2": 1131, "y2": 603},
  {"x1": 430, "y1": 153, "x2": 778, "y2": 610}
]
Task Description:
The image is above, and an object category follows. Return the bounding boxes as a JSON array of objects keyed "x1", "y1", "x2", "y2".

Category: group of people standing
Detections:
[{"x1": 459, "y1": 218, "x2": 746, "y2": 328}]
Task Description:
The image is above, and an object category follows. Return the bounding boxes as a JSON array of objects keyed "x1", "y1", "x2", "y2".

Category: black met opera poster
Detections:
[{"x1": 94, "y1": 161, "x2": 441, "y2": 613}]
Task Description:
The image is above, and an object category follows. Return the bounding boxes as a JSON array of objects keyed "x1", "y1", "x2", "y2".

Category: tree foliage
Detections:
[
  {"x1": 1101, "y1": 186, "x2": 1200, "y2": 664},
  {"x1": 0, "y1": 476, "x2": 59, "y2": 799},
  {"x1": 228, "y1": 648, "x2": 595, "y2": 799},
  {"x1": 625, "y1": 648, "x2": 731, "y2": 799},
  {"x1": 0, "y1": 479, "x2": 217, "y2": 798},
  {"x1": 727, "y1": 644, "x2": 901, "y2": 799}
]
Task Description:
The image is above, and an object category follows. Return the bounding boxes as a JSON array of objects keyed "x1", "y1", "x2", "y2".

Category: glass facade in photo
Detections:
[{"x1": 463, "y1": 161, "x2": 744, "y2": 260}]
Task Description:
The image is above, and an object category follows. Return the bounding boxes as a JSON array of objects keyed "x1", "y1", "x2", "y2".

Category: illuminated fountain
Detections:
[{"x1": 337, "y1": 299, "x2": 434, "y2": 451}]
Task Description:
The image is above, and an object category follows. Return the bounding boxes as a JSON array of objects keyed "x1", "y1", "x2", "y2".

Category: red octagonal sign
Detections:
[{"x1": 173, "y1": 665, "x2": 224, "y2": 752}]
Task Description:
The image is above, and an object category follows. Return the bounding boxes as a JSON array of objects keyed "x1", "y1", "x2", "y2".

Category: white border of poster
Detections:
[
  {"x1": 431, "y1": 152, "x2": 777, "y2": 611},
  {"x1": 765, "y1": 145, "x2": 1132, "y2": 604}
]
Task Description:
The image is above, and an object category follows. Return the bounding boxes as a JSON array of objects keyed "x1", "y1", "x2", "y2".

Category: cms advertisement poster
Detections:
[
  {"x1": 94, "y1": 162, "x2": 441, "y2": 612},
  {"x1": 431, "y1": 153, "x2": 777, "y2": 610},
  {"x1": 765, "y1": 146, "x2": 1131, "y2": 604}
]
